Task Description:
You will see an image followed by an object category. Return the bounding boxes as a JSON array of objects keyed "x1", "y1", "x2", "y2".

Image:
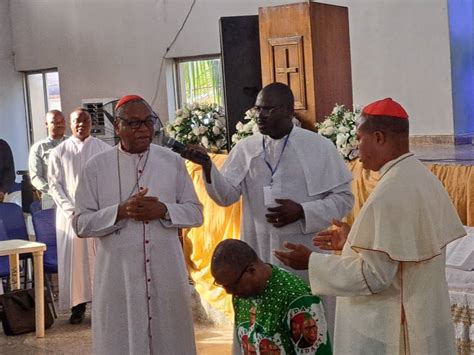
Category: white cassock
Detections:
[
  {"x1": 204, "y1": 126, "x2": 354, "y2": 337},
  {"x1": 308, "y1": 153, "x2": 466, "y2": 355},
  {"x1": 48, "y1": 136, "x2": 111, "y2": 310},
  {"x1": 73, "y1": 144, "x2": 203, "y2": 355}
]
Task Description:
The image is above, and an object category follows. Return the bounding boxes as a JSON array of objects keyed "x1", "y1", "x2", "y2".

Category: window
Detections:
[
  {"x1": 175, "y1": 56, "x2": 224, "y2": 107},
  {"x1": 24, "y1": 69, "x2": 62, "y2": 144}
]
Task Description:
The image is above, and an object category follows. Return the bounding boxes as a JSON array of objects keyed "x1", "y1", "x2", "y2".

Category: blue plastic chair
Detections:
[
  {"x1": 0, "y1": 220, "x2": 10, "y2": 280},
  {"x1": 0, "y1": 202, "x2": 28, "y2": 241},
  {"x1": 0, "y1": 202, "x2": 31, "y2": 289},
  {"x1": 30, "y1": 200, "x2": 42, "y2": 214},
  {"x1": 31, "y1": 208, "x2": 58, "y2": 317},
  {"x1": 31, "y1": 209, "x2": 57, "y2": 274},
  {"x1": 7, "y1": 182, "x2": 21, "y2": 193}
]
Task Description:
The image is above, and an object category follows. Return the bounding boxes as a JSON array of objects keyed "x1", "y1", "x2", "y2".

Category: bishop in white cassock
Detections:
[
  {"x1": 73, "y1": 95, "x2": 203, "y2": 355},
  {"x1": 182, "y1": 83, "x2": 354, "y2": 338},
  {"x1": 275, "y1": 98, "x2": 466, "y2": 355},
  {"x1": 48, "y1": 108, "x2": 110, "y2": 323}
]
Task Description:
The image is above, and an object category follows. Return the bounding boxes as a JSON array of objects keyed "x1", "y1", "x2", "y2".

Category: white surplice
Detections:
[
  {"x1": 308, "y1": 153, "x2": 467, "y2": 355},
  {"x1": 204, "y1": 126, "x2": 354, "y2": 338},
  {"x1": 48, "y1": 136, "x2": 111, "y2": 310},
  {"x1": 73, "y1": 144, "x2": 203, "y2": 355}
]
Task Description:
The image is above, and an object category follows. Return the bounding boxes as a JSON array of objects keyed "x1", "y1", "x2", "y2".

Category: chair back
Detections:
[
  {"x1": 8, "y1": 182, "x2": 21, "y2": 193},
  {"x1": 30, "y1": 200, "x2": 42, "y2": 214},
  {"x1": 31, "y1": 209, "x2": 57, "y2": 273},
  {"x1": 0, "y1": 202, "x2": 28, "y2": 240},
  {"x1": 0, "y1": 220, "x2": 10, "y2": 278}
]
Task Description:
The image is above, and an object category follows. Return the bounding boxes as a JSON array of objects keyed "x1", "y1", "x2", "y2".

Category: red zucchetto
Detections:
[
  {"x1": 115, "y1": 95, "x2": 145, "y2": 110},
  {"x1": 362, "y1": 98, "x2": 409, "y2": 120}
]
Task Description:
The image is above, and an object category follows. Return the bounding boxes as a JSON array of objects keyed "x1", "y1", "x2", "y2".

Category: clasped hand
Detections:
[
  {"x1": 118, "y1": 188, "x2": 167, "y2": 222},
  {"x1": 265, "y1": 199, "x2": 303, "y2": 228}
]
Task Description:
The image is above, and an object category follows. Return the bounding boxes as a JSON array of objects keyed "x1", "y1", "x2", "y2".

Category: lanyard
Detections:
[{"x1": 262, "y1": 133, "x2": 290, "y2": 185}]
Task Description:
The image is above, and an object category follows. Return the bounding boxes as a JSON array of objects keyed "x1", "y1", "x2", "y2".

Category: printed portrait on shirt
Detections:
[{"x1": 284, "y1": 296, "x2": 328, "y2": 354}]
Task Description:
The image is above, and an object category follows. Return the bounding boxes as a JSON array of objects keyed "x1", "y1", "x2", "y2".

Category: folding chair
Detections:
[{"x1": 31, "y1": 208, "x2": 58, "y2": 318}]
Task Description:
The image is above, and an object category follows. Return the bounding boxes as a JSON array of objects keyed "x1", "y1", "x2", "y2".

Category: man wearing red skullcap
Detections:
[
  {"x1": 275, "y1": 98, "x2": 466, "y2": 354},
  {"x1": 73, "y1": 95, "x2": 203, "y2": 354}
]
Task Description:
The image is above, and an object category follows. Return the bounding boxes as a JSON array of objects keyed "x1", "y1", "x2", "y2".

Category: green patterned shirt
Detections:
[{"x1": 233, "y1": 266, "x2": 332, "y2": 355}]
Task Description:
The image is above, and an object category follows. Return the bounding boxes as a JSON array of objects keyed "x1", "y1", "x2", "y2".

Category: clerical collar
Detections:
[{"x1": 379, "y1": 152, "x2": 414, "y2": 178}]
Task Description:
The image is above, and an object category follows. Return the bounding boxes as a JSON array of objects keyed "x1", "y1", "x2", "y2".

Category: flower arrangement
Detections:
[
  {"x1": 230, "y1": 107, "x2": 260, "y2": 147},
  {"x1": 165, "y1": 102, "x2": 227, "y2": 153},
  {"x1": 315, "y1": 104, "x2": 360, "y2": 161}
]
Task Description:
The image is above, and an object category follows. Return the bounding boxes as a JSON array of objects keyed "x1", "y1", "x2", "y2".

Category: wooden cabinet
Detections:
[{"x1": 259, "y1": 2, "x2": 353, "y2": 129}]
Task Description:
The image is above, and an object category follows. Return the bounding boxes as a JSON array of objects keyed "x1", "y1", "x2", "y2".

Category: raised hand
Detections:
[
  {"x1": 313, "y1": 219, "x2": 350, "y2": 251},
  {"x1": 180, "y1": 145, "x2": 212, "y2": 182},
  {"x1": 265, "y1": 199, "x2": 304, "y2": 228},
  {"x1": 273, "y1": 242, "x2": 312, "y2": 270}
]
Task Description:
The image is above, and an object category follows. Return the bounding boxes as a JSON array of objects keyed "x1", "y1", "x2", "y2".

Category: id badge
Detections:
[{"x1": 263, "y1": 186, "x2": 275, "y2": 207}]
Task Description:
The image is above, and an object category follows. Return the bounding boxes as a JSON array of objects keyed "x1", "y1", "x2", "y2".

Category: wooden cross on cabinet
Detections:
[
  {"x1": 268, "y1": 36, "x2": 307, "y2": 110},
  {"x1": 275, "y1": 47, "x2": 299, "y2": 84}
]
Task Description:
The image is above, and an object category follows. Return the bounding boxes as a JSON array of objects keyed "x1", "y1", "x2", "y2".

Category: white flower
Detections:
[
  {"x1": 343, "y1": 112, "x2": 353, "y2": 121},
  {"x1": 236, "y1": 122, "x2": 244, "y2": 131},
  {"x1": 201, "y1": 136, "x2": 209, "y2": 148},
  {"x1": 321, "y1": 126, "x2": 336, "y2": 136},
  {"x1": 338, "y1": 126, "x2": 350, "y2": 134},
  {"x1": 215, "y1": 119, "x2": 224, "y2": 129},
  {"x1": 192, "y1": 127, "x2": 201, "y2": 136},
  {"x1": 212, "y1": 126, "x2": 221, "y2": 135},
  {"x1": 174, "y1": 117, "x2": 183, "y2": 126},
  {"x1": 336, "y1": 133, "x2": 349, "y2": 147},
  {"x1": 252, "y1": 124, "x2": 260, "y2": 134},
  {"x1": 199, "y1": 126, "x2": 207, "y2": 134}
]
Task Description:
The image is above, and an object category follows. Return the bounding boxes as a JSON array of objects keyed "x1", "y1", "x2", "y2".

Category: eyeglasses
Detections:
[
  {"x1": 253, "y1": 106, "x2": 281, "y2": 115},
  {"x1": 117, "y1": 116, "x2": 157, "y2": 129},
  {"x1": 213, "y1": 263, "x2": 251, "y2": 291}
]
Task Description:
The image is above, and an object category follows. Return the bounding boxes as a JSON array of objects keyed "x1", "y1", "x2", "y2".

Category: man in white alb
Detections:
[
  {"x1": 48, "y1": 108, "x2": 110, "y2": 324},
  {"x1": 182, "y1": 83, "x2": 354, "y2": 335}
]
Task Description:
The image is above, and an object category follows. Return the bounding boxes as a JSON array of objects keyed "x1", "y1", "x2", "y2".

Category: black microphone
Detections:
[{"x1": 162, "y1": 136, "x2": 210, "y2": 163}]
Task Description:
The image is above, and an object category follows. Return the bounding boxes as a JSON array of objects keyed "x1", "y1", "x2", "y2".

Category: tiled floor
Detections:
[{"x1": 0, "y1": 306, "x2": 233, "y2": 355}]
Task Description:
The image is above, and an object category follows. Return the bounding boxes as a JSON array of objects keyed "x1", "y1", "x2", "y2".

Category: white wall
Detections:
[
  {"x1": 0, "y1": 0, "x2": 28, "y2": 171},
  {"x1": 9, "y1": 0, "x2": 455, "y2": 136}
]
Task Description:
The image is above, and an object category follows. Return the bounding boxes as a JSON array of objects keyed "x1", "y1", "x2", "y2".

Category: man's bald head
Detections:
[
  {"x1": 211, "y1": 239, "x2": 258, "y2": 274},
  {"x1": 45, "y1": 110, "x2": 66, "y2": 139},
  {"x1": 258, "y1": 82, "x2": 294, "y2": 112}
]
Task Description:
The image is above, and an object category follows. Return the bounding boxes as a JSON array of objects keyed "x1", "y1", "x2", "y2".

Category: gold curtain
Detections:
[{"x1": 184, "y1": 156, "x2": 473, "y2": 320}]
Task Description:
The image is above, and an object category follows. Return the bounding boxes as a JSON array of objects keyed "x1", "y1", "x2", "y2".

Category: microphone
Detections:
[{"x1": 162, "y1": 136, "x2": 210, "y2": 163}]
